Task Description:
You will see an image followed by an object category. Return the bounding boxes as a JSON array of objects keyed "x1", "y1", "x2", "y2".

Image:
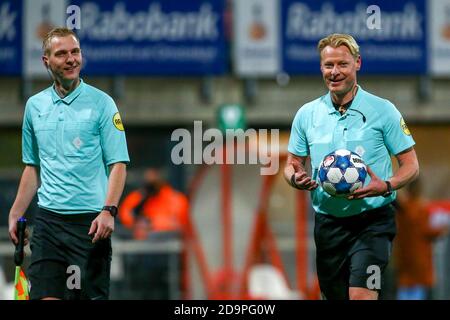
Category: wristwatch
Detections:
[
  {"x1": 102, "y1": 205, "x2": 118, "y2": 217},
  {"x1": 382, "y1": 181, "x2": 393, "y2": 198}
]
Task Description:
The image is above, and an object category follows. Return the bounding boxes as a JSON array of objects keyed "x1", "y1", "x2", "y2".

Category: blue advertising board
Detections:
[
  {"x1": 70, "y1": 0, "x2": 227, "y2": 75},
  {"x1": 282, "y1": 0, "x2": 427, "y2": 74},
  {"x1": 0, "y1": 0, "x2": 22, "y2": 75}
]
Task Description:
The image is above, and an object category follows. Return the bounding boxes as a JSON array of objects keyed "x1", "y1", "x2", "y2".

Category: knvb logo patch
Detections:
[{"x1": 73, "y1": 137, "x2": 83, "y2": 149}]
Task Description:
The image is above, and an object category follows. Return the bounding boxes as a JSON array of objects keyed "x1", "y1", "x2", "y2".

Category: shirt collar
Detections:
[
  {"x1": 325, "y1": 84, "x2": 363, "y2": 114},
  {"x1": 51, "y1": 78, "x2": 84, "y2": 105}
]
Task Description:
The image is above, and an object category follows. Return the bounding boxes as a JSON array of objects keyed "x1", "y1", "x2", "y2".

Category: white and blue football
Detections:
[{"x1": 318, "y1": 149, "x2": 367, "y2": 197}]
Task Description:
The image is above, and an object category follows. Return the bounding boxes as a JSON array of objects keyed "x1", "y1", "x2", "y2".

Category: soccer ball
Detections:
[{"x1": 318, "y1": 149, "x2": 367, "y2": 197}]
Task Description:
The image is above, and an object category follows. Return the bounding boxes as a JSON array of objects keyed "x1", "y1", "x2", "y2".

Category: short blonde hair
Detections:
[
  {"x1": 317, "y1": 33, "x2": 360, "y2": 59},
  {"x1": 42, "y1": 27, "x2": 79, "y2": 56}
]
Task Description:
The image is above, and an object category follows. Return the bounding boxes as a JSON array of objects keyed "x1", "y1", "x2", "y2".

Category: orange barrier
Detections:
[{"x1": 183, "y1": 147, "x2": 320, "y2": 299}]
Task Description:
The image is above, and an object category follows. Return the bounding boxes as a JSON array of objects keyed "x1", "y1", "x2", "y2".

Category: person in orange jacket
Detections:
[
  {"x1": 119, "y1": 168, "x2": 189, "y2": 239},
  {"x1": 394, "y1": 178, "x2": 448, "y2": 300},
  {"x1": 118, "y1": 168, "x2": 189, "y2": 299}
]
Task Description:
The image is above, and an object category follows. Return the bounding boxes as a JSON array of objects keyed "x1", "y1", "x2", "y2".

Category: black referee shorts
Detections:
[
  {"x1": 314, "y1": 204, "x2": 396, "y2": 300},
  {"x1": 28, "y1": 208, "x2": 112, "y2": 300}
]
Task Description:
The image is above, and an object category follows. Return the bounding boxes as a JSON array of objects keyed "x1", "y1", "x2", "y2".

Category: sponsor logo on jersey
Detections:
[
  {"x1": 400, "y1": 117, "x2": 411, "y2": 135},
  {"x1": 113, "y1": 112, "x2": 124, "y2": 131}
]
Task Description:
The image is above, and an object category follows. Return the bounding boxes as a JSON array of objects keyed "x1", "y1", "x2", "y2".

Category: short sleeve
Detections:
[
  {"x1": 22, "y1": 100, "x2": 39, "y2": 166},
  {"x1": 287, "y1": 107, "x2": 309, "y2": 156},
  {"x1": 382, "y1": 101, "x2": 415, "y2": 155},
  {"x1": 99, "y1": 95, "x2": 130, "y2": 166}
]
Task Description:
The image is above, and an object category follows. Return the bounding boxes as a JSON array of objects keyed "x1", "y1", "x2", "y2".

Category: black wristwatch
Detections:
[
  {"x1": 382, "y1": 181, "x2": 393, "y2": 198},
  {"x1": 102, "y1": 205, "x2": 118, "y2": 217}
]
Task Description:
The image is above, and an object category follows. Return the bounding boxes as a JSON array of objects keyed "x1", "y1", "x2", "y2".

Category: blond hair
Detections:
[
  {"x1": 42, "y1": 27, "x2": 79, "y2": 56},
  {"x1": 317, "y1": 34, "x2": 360, "y2": 59}
]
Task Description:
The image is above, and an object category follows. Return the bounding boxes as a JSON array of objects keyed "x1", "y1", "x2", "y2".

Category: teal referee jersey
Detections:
[
  {"x1": 22, "y1": 79, "x2": 130, "y2": 214},
  {"x1": 288, "y1": 85, "x2": 415, "y2": 217}
]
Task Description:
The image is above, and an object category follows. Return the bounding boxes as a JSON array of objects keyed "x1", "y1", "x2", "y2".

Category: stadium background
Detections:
[{"x1": 0, "y1": 0, "x2": 450, "y2": 299}]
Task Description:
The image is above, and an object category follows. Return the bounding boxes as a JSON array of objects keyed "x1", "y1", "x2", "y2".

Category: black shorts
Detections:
[
  {"x1": 314, "y1": 204, "x2": 396, "y2": 300},
  {"x1": 28, "y1": 208, "x2": 112, "y2": 300}
]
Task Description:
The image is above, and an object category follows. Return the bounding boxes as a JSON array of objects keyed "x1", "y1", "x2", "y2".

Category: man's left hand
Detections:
[
  {"x1": 88, "y1": 211, "x2": 115, "y2": 243},
  {"x1": 348, "y1": 166, "x2": 388, "y2": 200}
]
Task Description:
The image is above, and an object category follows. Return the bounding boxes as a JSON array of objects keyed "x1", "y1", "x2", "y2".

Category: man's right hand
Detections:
[
  {"x1": 8, "y1": 214, "x2": 29, "y2": 246},
  {"x1": 291, "y1": 171, "x2": 318, "y2": 191},
  {"x1": 7, "y1": 165, "x2": 38, "y2": 246}
]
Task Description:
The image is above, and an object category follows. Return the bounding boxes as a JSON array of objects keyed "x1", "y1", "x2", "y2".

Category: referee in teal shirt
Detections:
[
  {"x1": 8, "y1": 28, "x2": 130, "y2": 300},
  {"x1": 285, "y1": 34, "x2": 419, "y2": 300}
]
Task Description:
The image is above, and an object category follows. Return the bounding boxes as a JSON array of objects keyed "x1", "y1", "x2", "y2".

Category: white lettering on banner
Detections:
[
  {"x1": 77, "y1": 2, "x2": 219, "y2": 41},
  {"x1": 0, "y1": 3, "x2": 17, "y2": 41},
  {"x1": 286, "y1": 3, "x2": 423, "y2": 40},
  {"x1": 286, "y1": 44, "x2": 423, "y2": 61},
  {"x1": 362, "y1": 45, "x2": 422, "y2": 59},
  {"x1": 81, "y1": 45, "x2": 217, "y2": 62}
]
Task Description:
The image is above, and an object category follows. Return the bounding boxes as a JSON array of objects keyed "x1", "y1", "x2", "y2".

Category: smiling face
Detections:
[
  {"x1": 320, "y1": 45, "x2": 361, "y2": 101},
  {"x1": 42, "y1": 35, "x2": 82, "y2": 84}
]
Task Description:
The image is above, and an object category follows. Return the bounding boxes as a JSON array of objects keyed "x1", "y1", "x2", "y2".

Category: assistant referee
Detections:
[{"x1": 8, "y1": 27, "x2": 130, "y2": 300}]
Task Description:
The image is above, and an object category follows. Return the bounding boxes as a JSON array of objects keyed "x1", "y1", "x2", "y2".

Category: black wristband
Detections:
[
  {"x1": 382, "y1": 181, "x2": 393, "y2": 198},
  {"x1": 102, "y1": 205, "x2": 118, "y2": 217}
]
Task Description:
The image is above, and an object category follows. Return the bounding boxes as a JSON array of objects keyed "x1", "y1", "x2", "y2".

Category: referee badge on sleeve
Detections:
[
  {"x1": 112, "y1": 112, "x2": 124, "y2": 131},
  {"x1": 400, "y1": 117, "x2": 411, "y2": 135}
]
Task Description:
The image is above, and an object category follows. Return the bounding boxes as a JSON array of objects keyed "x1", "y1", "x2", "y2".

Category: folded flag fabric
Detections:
[{"x1": 14, "y1": 267, "x2": 29, "y2": 300}]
